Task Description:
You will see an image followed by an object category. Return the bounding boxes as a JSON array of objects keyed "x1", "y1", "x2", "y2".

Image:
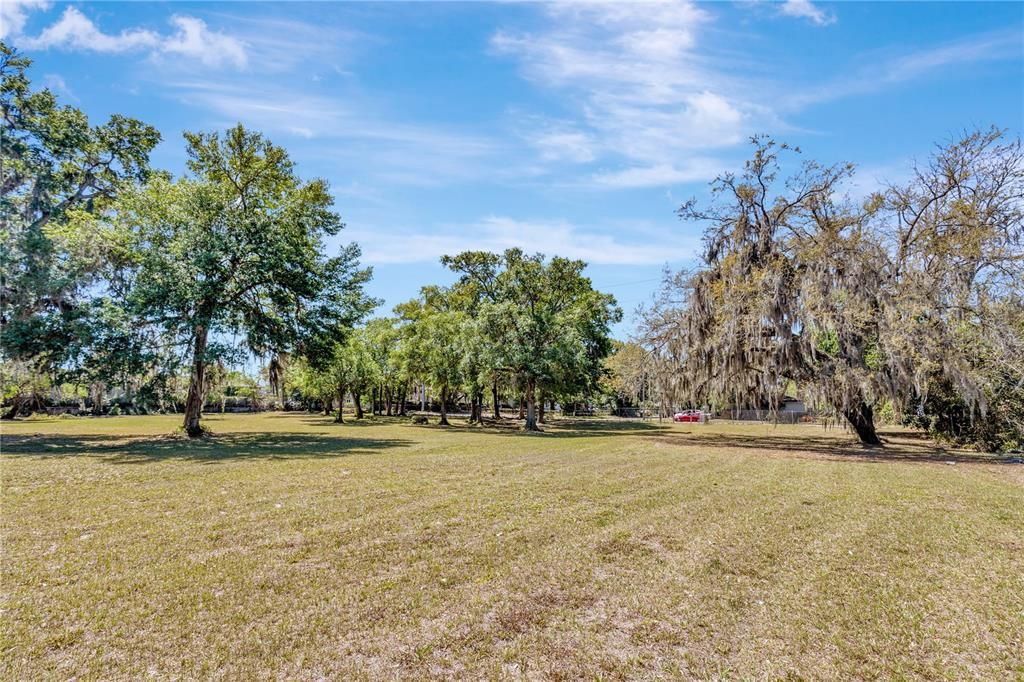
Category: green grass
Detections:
[{"x1": 2, "y1": 413, "x2": 1022, "y2": 680}]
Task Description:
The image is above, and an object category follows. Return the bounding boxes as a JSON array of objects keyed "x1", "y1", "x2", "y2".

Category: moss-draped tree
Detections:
[{"x1": 644, "y1": 130, "x2": 1023, "y2": 448}]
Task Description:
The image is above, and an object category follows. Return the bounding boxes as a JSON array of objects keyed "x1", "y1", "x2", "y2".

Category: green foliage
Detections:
[
  {"x1": 603, "y1": 341, "x2": 651, "y2": 407},
  {"x1": 404, "y1": 306, "x2": 466, "y2": 396},
  {"x1": 443, "y1": 248, "x2": 621, "y2": 428},
  {"x1": 1, "y1": 42, "x2": 160, "y2": 376},
  {"x1": 115, "y1": 124, "x2": 377, "y2": 434},
  {"x1": 813, "y1": 329, "x2": 839, "y2": 358},
  {"x1": 119, "y1": 127, "x2": 374, "y2": 362}
]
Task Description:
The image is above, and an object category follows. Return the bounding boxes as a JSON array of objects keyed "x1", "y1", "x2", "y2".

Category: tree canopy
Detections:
[
  {"x1": 1, "y1": 42, "x2": 160, "y2": 411},
  {"x1": 115, "y1": 125, "x2": 376, "y2": 436},
  {"x1": 642, "y1": 130, "x2": 1024, "y2": 449}
]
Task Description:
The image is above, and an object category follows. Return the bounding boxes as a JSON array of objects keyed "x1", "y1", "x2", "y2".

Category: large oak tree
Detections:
[
  {"x1": 644, "y1": 130, "x2": 1023, "y2": 448},
  {"x1": 118, "y1": 125, "x2": 374, "y2": 436},
  {"x1": 1, "y1": 43, "x2": 160, "y2": 417}
]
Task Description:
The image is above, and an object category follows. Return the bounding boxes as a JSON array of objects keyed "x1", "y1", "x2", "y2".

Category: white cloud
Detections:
[
  {"x1": 590, "y1": 159, "x2": 723, "y2": 189},
  {"x1": 0, "y1": 0, "x2": 49, "y2": 39},
  {"x1": 16, "y1": 7, "x2": 247, "y2": 69},
  {"x1": 497, "y1": 2, "x2": 1018, "y2": 188},
  {"x1": 161, "y1": 16, "x2": 247, "y2": 68},
  {"x1": 492, "y1": 1, "x2": 759, "y2": 187},
  {"x1": 617, "y1": 27, "x2": 695, "y2": 60},
  {"x1": 20, "y1": 7, "x2": 158, "y2": 52},
  {"x1": 529, "y1": 126, "x2": 597, "y2": 163},
  {"x1": 349, "y1": 216, "x2": 700, "y2": 266},
  {"x1": 780, "y1": 0, "x2": 836, "y2": 26}
]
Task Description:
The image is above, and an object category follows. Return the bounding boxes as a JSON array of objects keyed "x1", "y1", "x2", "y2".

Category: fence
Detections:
[{"x1": 715, "y1": 409, "x2": 813, "y2": 424}]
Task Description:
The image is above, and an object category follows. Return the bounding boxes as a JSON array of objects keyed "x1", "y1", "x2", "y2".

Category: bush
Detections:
[{"x1": 908, "y1": 378, "x2": 1024, "y2": 453}]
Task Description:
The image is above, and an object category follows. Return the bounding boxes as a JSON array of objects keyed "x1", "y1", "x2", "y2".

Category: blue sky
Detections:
[{"x1": 3, "y1": 1, "x2": 1022, "y2": 336}]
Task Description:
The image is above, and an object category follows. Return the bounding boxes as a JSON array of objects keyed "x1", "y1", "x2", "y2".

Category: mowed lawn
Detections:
[{"x1": 2, "y1": 413, "x2": 1022, "y2": 680}]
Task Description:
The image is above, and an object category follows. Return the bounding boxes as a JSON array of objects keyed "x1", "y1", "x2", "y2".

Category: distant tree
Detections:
[
  {"x1": 0, "y1": 360, "x2": 49, "y2": 419},
  {"x1": 76, "y1": 299, "x2": 155, "y2": 414},
  {"x1": 398, "y1": 298, "x2": 466, "y2": 426},
  {"x1": 319, "y1": 336, "x2": 376, "y2": 423},
  {"x1": 361, "y1": 317, "x2": 406, "y2": 416},
  {"x1": 446, "y1": 249, "x2": 621, "y2": 431},
  {"x1": 458, "y1": 315, "x2": 490, "y2": 424},
  {"x1": 116, "y1": 125, "x2": 375, "y2": 436},
  {"x1": 604, "y1": 341, "x2": 651, "y2": 409}
]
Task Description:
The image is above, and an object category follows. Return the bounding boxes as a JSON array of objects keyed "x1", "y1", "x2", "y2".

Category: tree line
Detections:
[
  {"x1": 1, "y1": 44, "x2": 619, "y2": 436},
  {"x1": 284, "y1": 249, "x2": 621, "y2": 431},
  {"x1": 3, "y1": 41, "x2": 1021, "y2": 450}
]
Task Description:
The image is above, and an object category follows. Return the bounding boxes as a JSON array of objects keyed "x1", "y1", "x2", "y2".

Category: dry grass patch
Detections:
[{"x1": 2, "y1": 413, "x2": 1022, "y2": 679}]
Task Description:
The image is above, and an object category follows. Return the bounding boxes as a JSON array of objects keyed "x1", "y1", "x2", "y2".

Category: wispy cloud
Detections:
[
  {"x1": 779, "y1": 0, "x2": 836, "y2": 27},
  {"x1": 788, "y1": 29, "x2": 1022, "y2": 108},
  {"x1": 348, "y1": 216, "x2": 700, "y2": 266},
  {"x1": 41, "y1": 72, "x2": 75, "y2": 101},
  {"x1": 494, "y1": 2, "x2": 1019, "y2": 190},
  {"x1": 491, "y1": 1, "x2": 763, "y2": 188},
  {"x1": 166, "y1": 80, "x2": 500, "y2": 186},
  {"x1": 590, "y1": 158, "x2": 725, "y2": 189}
]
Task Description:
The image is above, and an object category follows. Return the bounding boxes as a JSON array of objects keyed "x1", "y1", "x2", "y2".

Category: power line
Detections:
[{"x1": 598, "y1": 276, "x2": 665, "y2": 289}]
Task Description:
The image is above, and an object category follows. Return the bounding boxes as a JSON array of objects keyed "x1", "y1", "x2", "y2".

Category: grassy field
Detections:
[{"x1": 2, "y1": 412, "x2": 1022, "y2": 680}]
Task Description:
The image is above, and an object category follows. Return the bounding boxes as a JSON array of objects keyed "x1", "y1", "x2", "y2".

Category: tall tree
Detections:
[
  {"x1": 1, "y1": 42, "x2": 159, "y2": 414},
  {"x1": 644, "y1": 131, "x2": 1023, "y2": 448},
  {"x1": 117, "y1": 125, "x2": 374, "y2": 436}
]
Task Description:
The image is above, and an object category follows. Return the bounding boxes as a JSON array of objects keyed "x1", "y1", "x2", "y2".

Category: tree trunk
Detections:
[
  {"x1": 439, "y1": 386, "x2": 450, "y2": 426},
  {"x1": 400, "y1": 381, "x2": 409, "y2": 416},
  {"x1": 538, "y1": 394, "x2": 546, "y2": 424},
  {"x1": 843, "y1": 401, "x2": 881, "y2": 445},
  {"x1": 91, "y1": 383, "x2": 105, "y2": 416},
  {"x1": 518, "y1": 395, "x2": 526, "y2": 420},
  {"x1": 524, "y1": 380, "x2": 539, "y2": 431},
  {"x1": 182, "y1": 325, "x2": 209, "y2": 438},
  {"x1": 352, "y1": 389, "x2": 364, "y2": 419},
  {"x1": 1, "y1": 394, "x2": 24, "y2": 420},
  {"x1": 472, "y1": 392, "x2": 483, "y2": 424},
  {"x1": 492, "y1": 381, "x2": 501, "y2": 419},
  {"x1": 323, "y1": 398, "x2": 331, "y2": 416},
  {"x1": 335, "y1": 386, "x2": 346, "y2": 423}
]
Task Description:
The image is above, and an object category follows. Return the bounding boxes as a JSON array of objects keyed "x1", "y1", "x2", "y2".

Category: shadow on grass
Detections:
[
  {"x1": 261, "y1": 413, "x2": 420, "y2": 428},
  {"x1": 0, "y1": 432, "x2": 413, "y2": 464},
  {"x1": 425, "y1": 417, "x2": 671, "y2": 439},
  {"x1": 640, "y1": 429, "x2": 1016, "y2": 465}
]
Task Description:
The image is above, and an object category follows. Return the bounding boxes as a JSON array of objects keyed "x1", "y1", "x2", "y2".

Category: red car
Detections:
[{"x1": 673, "y1": 409, "x2": 703, "y2": 423}]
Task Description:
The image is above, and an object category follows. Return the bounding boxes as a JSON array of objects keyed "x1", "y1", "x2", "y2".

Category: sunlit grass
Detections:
[{"x1": 2, "y1": 413, "x2": 1021, "y2": 679}]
